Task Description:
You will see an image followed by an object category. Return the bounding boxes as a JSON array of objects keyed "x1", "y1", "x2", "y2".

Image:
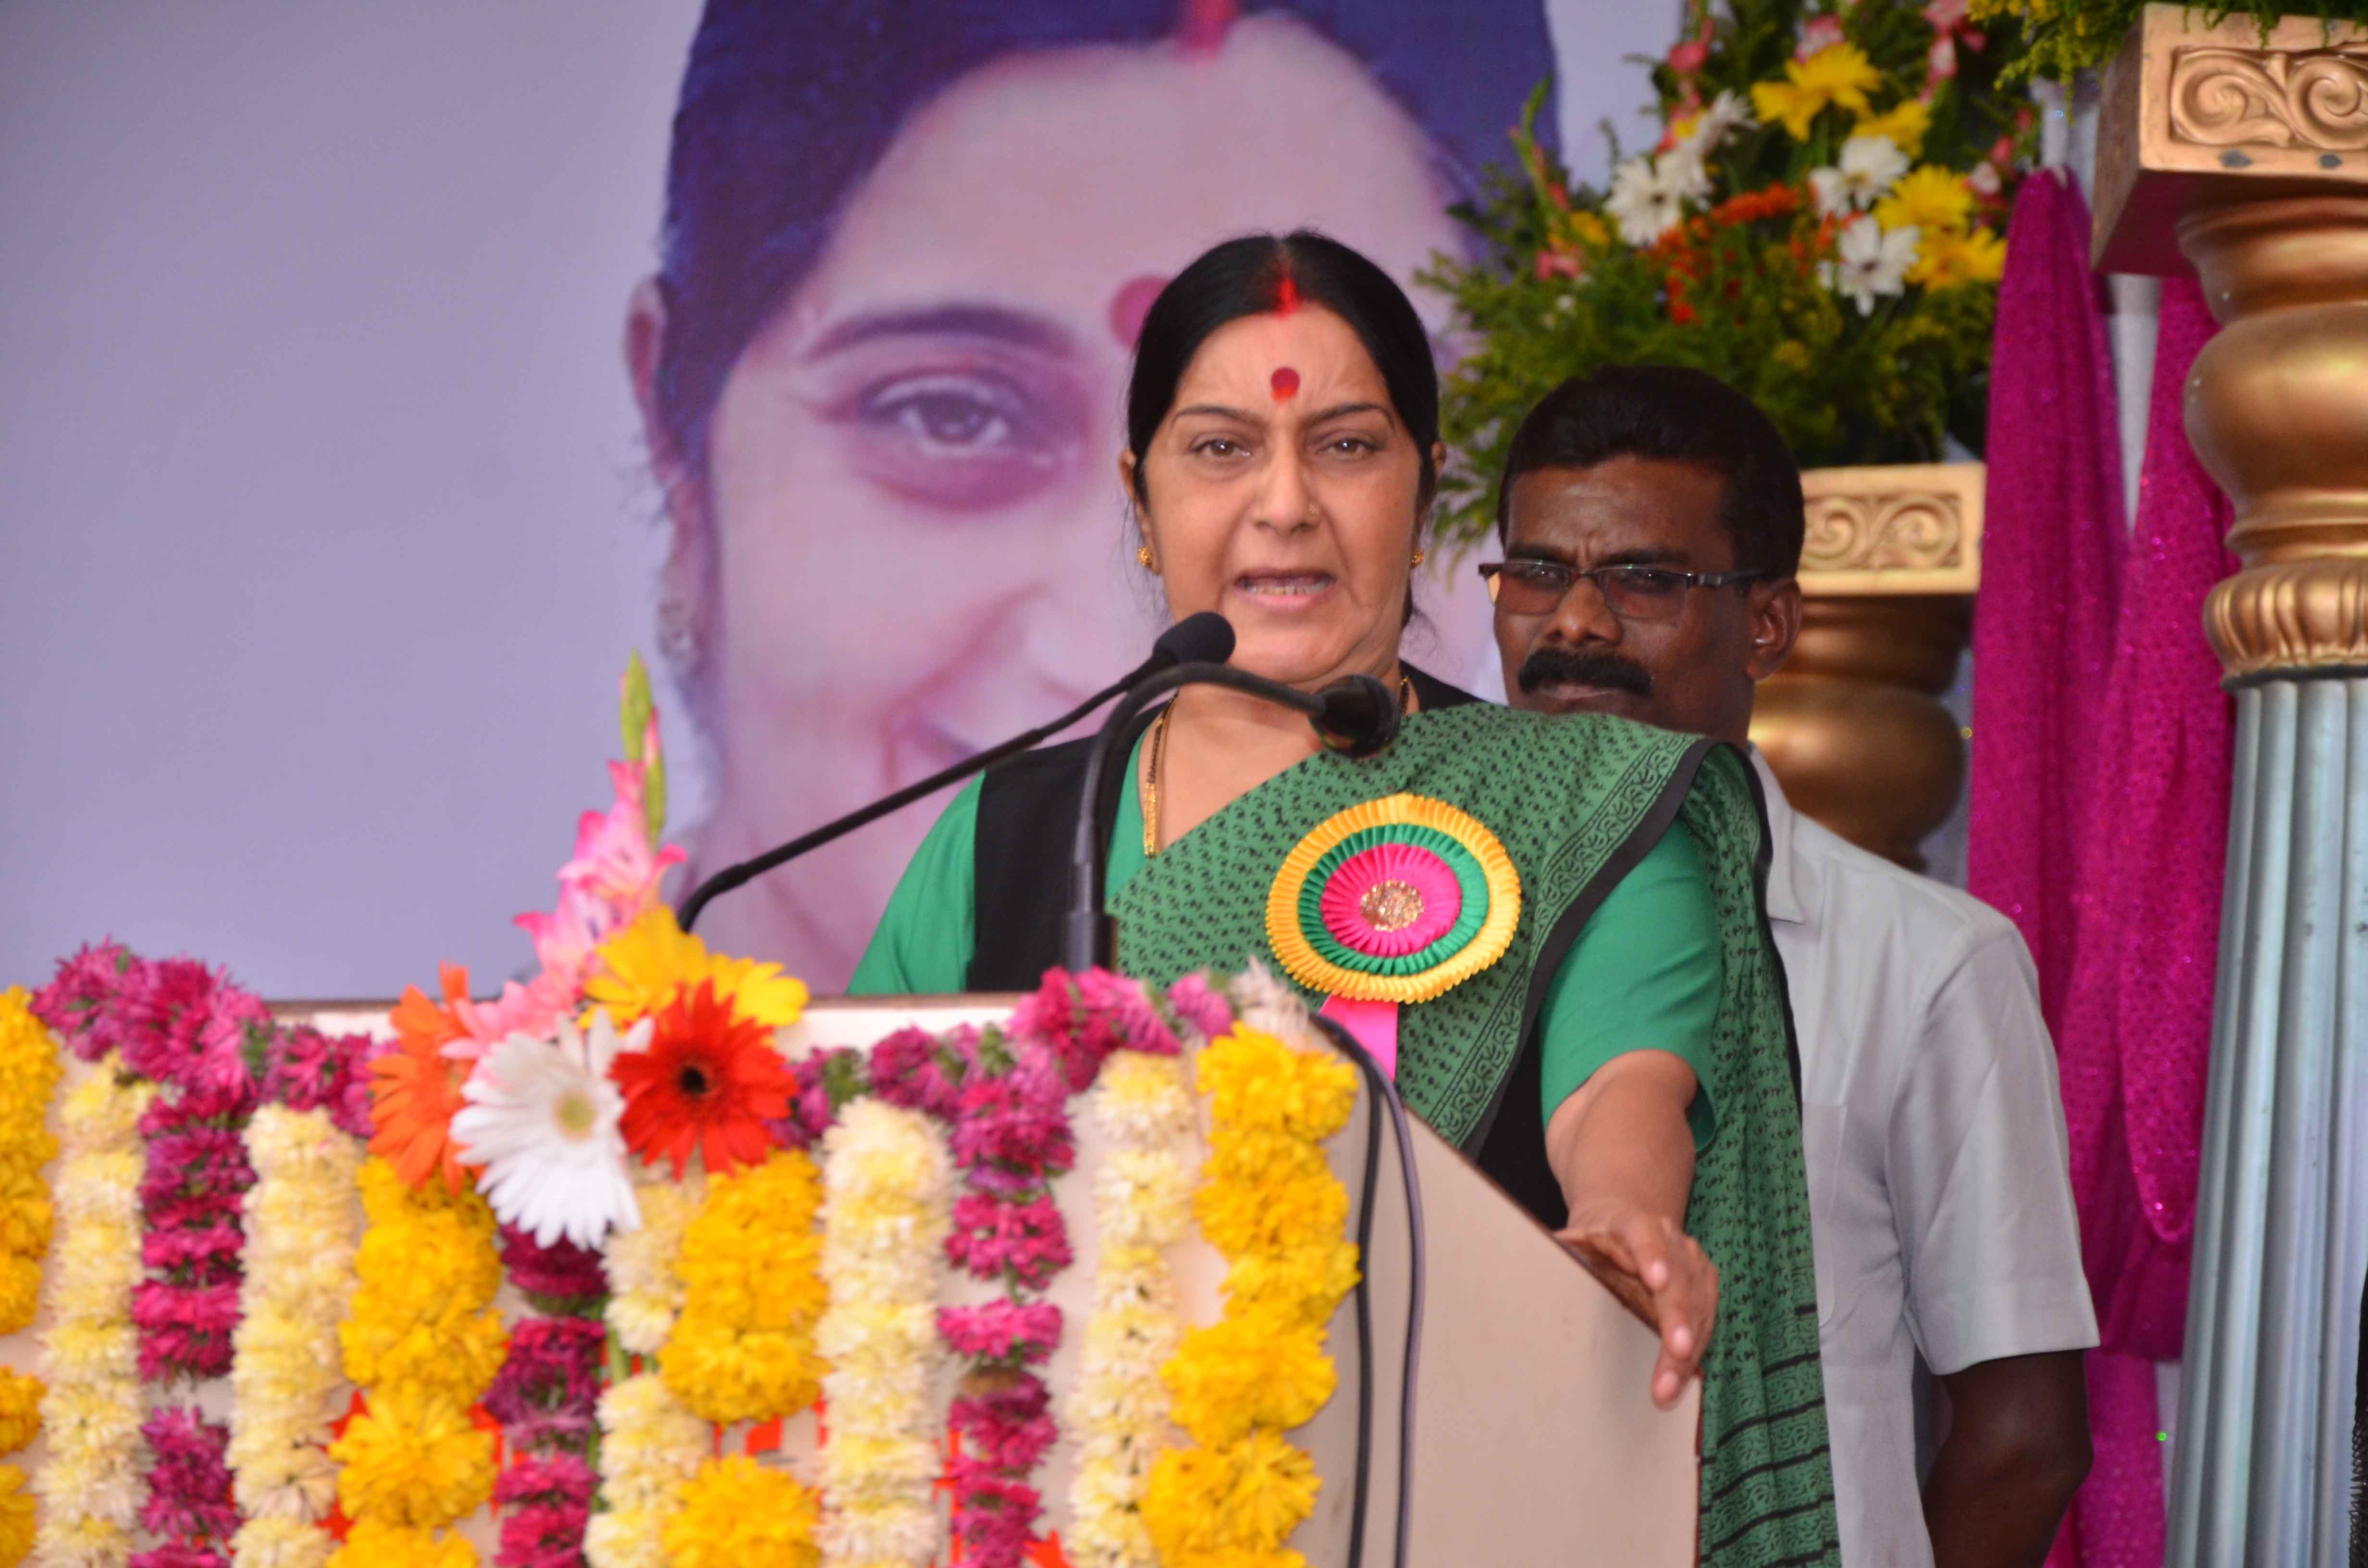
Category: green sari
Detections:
[{"x1": 1108, "y1": 702, "x2": 1838, "y2": 1565}]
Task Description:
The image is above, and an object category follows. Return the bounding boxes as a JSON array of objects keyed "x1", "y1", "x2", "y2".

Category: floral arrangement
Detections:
[
  {"x1": 0, "y1": 656, "x2": 1383, "y2": 1567},
  {"x1": 1968, "y1": 0, "x2": 2368, "y2": 82},
  {"x1": 1141, "y1": 975, "x2": 1359, "y2": 1568},
  {"x1": 1425, "y1": 0, "x2": 2039, "y2": 546}
]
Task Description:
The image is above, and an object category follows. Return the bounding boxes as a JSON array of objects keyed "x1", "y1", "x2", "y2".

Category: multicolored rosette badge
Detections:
[{"x1": 1266, "y1": 794, "x2": 1521, "y2": 1072}]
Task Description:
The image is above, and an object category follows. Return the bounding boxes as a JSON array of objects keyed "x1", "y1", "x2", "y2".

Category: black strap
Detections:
[{"x1": 964, "y1": 662, "x2": 1478, "y2": 990}]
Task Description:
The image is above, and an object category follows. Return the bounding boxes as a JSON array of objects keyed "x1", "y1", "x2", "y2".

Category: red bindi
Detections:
[{"x1": 1270, "y1": 366, "x2": 1300, "y2": 400}]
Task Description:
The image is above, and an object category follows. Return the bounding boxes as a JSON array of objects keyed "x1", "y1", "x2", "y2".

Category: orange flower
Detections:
[
  {"x1": 370, "y1": 963, "x2": 475, "y2": 1191},
  {"x1": 1710, "y1": 182, "x2": 1801, "y2": 226},
  {"x1": 612, "y1": 981, "x2": 794, "y2": 1179}
]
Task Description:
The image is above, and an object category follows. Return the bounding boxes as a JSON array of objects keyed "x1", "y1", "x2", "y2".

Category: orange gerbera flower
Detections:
[
  {"x1": 370, "y1": 962, "x2": 475, "y2": 1191},
  {"x1": 612, "y1": 981, "x2": 794, "y2": 1179}
]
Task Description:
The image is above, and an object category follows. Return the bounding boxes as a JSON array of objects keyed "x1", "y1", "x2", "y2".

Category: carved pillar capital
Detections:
[
  {"x1": 2206, "y1": 557, "x2": 2368, "y2": 680},
  {"x1": 1751, "y1": 463, "x2": 1978, "y2": 869}
]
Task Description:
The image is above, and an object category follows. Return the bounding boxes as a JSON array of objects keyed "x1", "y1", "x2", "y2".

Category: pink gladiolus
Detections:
[{"x1": 556, "y1": 759, "x2": 685, "y2": 919}]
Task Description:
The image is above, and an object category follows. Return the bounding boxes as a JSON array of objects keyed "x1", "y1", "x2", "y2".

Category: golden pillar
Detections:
[
  {"x1": 1751, "y1": 462, "x2": 1983, "y2": 870},
  {"x1": 2092, "y1": 7, "x2": 2368, "y2": 1559}
]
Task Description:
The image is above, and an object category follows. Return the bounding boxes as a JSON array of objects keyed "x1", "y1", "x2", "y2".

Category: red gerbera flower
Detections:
[{"x1": 611, "y1": 980, "x2": 793, "y2": 1178}]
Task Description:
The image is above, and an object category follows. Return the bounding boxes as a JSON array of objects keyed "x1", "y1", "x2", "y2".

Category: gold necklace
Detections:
[{"x1": 1141, "y1": 674, "x2": 1414, "y2": 858}]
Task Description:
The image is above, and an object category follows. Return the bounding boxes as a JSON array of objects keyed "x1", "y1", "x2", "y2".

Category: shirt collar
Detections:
[{"x1": 1748, "y1": 746, "x2": 1808, "y2": 926}]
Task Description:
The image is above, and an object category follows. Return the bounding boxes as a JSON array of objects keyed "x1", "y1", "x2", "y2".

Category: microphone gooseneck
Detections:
[
  {"x1": 675, "y1": 613, "x2": 1234, "y2": 934},
  {"x1": 1061, "y1": 656, "x2": 1404, "y2": 972}
]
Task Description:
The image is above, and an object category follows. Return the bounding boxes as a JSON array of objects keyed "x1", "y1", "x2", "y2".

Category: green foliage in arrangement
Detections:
[{"x1": 1970, "y1": 0, "x2": 2368, "y2": 85}]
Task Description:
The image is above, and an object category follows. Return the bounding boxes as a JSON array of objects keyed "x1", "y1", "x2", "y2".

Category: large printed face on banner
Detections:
[{"x1": 635, "y1": 12, "x2": 1518, "y2": 989}]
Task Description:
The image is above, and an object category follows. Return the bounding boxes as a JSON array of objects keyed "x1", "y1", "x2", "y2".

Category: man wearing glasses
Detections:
[{"x1": 1482, "y1": 365, "x2": 2098, "y2": 1568}]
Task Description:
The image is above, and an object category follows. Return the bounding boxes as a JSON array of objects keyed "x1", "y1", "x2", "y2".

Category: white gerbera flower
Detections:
[
  {"x1": 1605, "y1": 154, "x2": 1690, "y2": 246},
  {"x1": 1820, "y1": 215, "x2": 1919, "y2": 314},
  {"x1": 453, "y1": 1012, "x2": 647, "y2": 1249},
  {"x1": 1809, "y1": 134, "x2": 1911, "y2": 217}
]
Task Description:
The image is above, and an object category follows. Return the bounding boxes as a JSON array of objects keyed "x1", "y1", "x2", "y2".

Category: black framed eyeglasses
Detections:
[{"x1": 1477, "y1": 559, "x2": 1769, "y2": 623}]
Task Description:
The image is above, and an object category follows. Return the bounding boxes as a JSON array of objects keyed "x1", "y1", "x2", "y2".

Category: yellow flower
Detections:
[
  {"x1": 664, "y1": 1150, "x2": 827, "y2": 1424},
  {"x1": 584, "y1": 906, "x2": 809, "y2": 1029},
  {"x1": 0, "y1": 1464, "x2": 30, "y2": 1565},
  {"x1": 661, "y1": 1455, "x2": 820, "y2": 1568},
  {"x1": 0, "y1": 1258, "x2": 36, "y2": 1336},
  {"x1": 328, "y1": 1384, "x2": 495, "y2": 1529},
  {"x1": 1142, "y1": 1427, "x2": 1320, "y2": 1561},
  {"x1": 234, "y1": 1515, "x2": 337, "y2": 1567},
  {"x1": 0, "y1": 1369, "x2": 42, "y2": 1456},
  {"x1": 327, "y1": 1519, "x2": 478, "y2": 1568},
  {"x1": 1875, "y1": 164, "x2": 1976, "y2": 236},
  {"x1": 1750, "y1": 43, "x2": 1882, "y2": 139},
  {"x1": 1910, "y1": 224, "x2": 2009, "y2": 288},
  {"x1": 1854, "y1": 99, "x2": 1932, "y2": 157}
]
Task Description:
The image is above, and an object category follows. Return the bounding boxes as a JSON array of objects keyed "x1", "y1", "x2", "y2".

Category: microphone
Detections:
[
  {"x1": 1062, "y1": 660, "x2": 1404, "y2": 971},
  {"x1": 675, "y1": 612, "x2": 1236, "y2": 933}
]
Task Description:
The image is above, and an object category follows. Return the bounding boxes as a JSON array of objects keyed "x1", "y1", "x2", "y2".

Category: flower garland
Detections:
[
  {"x1": 582, "y1": 1373, "x2": 704, "y2": 1568},
  {"x1": 481, "y1": 1253, "x2": 604, "y2": 1568},
  {"x1": 31, "y1": 1055, "x2": 156, "y2": 1568},
  {"x1": 1062, "y1": 986, "x2": 1210, "y2": 1568},
  {"x1": 327, "y1": 1156, "x2": 507, "y2": 1565},
  {"x1": 814, "y1": 1098, "x2": 951, "y2": 1568},
  {"x1": 226, "y1": 1056, "x2": 369, "y2": 1568},
  {"x1": 0, "y1": 990, "x2": 61, "y2": 1568},
  {"x1": 1140, "y1": 1006, "x2": 1359, "y2": 1568},
  {"x1": 936, "y1": 1021, "x2": 1076, "y2": 1568}
]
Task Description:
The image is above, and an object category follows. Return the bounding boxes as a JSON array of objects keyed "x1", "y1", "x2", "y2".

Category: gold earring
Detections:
[
  {"x1": 1136, "y1": 545, "x2": 1156, "y2": 570},
  {"x1": 1409, "y1": 548, "x2": 1427, "y2": 568}
]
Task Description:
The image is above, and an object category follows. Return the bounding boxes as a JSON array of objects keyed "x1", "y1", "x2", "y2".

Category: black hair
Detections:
[
  {"x1": 1494, "y1": 364, "x2": 1806, "y2": 578},
  {"x1": 1124, "y1": 230, "x2": 1440, "y2": 508},
  {"x1": 650, "y1": 0, "x2": 1557, "y2": 473}
]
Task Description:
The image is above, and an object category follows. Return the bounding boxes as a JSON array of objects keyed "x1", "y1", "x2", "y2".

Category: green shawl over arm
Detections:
[{"x1": 1107, "y1": 704, "x2": 1838, "y2": 1565}]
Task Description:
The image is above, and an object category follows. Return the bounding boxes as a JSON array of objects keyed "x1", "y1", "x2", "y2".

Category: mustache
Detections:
[{"x1": 1517, "y1": 645, "x2": 1653, "y2": 698}]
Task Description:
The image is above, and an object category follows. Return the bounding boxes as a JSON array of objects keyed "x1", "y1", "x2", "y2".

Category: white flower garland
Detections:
[
  {"x1": 32, "y1": 1058, "x2": 156, "y2": 1568},
  {"x1": 814, "y1": 1099, "x2": 951, "y2": 1568},
  {"x1": 227, "y1": 1105, "x2": 364, "y2": 1568},
  {"x1": 1064, "y1": 1050, "x2": 1198, "y2": 1568},
  {"x1": 588, "y1": 1168, "x2": 704, "y2": 1568}
]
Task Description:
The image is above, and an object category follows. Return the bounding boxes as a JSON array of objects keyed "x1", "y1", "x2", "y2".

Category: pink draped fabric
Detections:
[
  {"x1": 1969, "y1": 171, "x2": 2126, "y2": 1021},
  {"x1": 1970, "y1": 172, "x2": 2234, "y2": 1567}
]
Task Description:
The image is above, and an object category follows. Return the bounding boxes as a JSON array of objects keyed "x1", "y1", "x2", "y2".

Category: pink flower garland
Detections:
[{"x1": 485, "y1": 1230, "x2": 607, "y2": 1567}]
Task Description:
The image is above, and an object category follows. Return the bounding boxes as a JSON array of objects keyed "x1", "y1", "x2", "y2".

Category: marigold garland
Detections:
[
  {"x1": 814, "y1": 1099, "x2": 950, "y2": 1568},
  {"x1": 0, "y1": 990, "x2": 60, "y2": 1568},
  {"x1": 661, "y1": 1148, "x2": 826, "y2": 1423},
  {"x1": 225, "y1": 1103, "x2": 364, "y2": 1568},
  {"x1": 660, "y1": 1454, "x2": 819, "y2": 1568},
  {"x1": 1140, "y1": 1016, "x2": 1358, "y2": 1568},
  {"x1": 326, "y1": 1156, "x2": 507, "y2": 1566},
  {"x1": 1064, "y1": 1045, "x2": 1200, "y2": 1568},
  {"x1": 32, "y1": 1057, "x2": 156, "y2": 1568}
]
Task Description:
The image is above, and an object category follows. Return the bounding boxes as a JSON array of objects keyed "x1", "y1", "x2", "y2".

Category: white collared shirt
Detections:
[{"x1": 1754, "y1": 751, "x2": 2098, "y2": 1566}]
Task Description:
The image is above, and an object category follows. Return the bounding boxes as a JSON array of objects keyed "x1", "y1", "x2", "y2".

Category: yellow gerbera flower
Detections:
[
  {"x1": 1876, "y1": 164, "x2": 1976, "y2": 236},
  {"x1": 1855, "y1": 98, "x2": 1933, "y2": 157},
  {"x1": 1910, "y1": 225, "x2": 2009, "y2": 288},
  {"x1": 584, "y1": 906, "x2": 809, "y2": 1029},
  {"x1": 1750, "y1": 43, "x2": 1882, "y2": 140}
]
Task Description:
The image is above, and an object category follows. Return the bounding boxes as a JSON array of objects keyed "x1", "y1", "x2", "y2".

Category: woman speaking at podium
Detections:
[{"x1": 853, "y1": 233, "x2": 1838, "y2": 1562}]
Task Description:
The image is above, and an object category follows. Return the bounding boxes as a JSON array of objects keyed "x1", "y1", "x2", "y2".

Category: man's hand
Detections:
[
  {"x1": 1557, "y1": 1202, "x2": 1717, "y2": 1408},
  {"x1": 1544, "y1": 1049, "x2": 1709, "y2": 1409}
]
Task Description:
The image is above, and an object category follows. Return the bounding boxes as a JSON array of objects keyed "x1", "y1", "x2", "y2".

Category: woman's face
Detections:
[
  {"x1": 641, "y1": 16, "x2": 1476, "y2": 988},
  {"x1": 1132, "y1": 305, "x2": 1424, "y2": 692}
]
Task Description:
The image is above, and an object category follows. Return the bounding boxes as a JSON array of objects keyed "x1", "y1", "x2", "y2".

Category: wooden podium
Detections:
[{"x1": 791, "y1": 1000, "x2": 1702, "y2": 1565}]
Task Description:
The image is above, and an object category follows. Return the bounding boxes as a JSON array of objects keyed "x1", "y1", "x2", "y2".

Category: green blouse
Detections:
[{"x1": 849, "y1": 734, "x2": 1721, "y2": 1141}]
